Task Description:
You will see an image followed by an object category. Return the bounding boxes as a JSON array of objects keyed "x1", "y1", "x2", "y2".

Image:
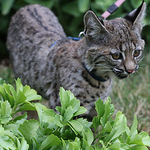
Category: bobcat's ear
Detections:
[
  {"x1": 124, "y1": 1, "x2": 146, "y2": 30},
  {"x1": 84, "y1": 10, "x2": 110, "y2": 41}
]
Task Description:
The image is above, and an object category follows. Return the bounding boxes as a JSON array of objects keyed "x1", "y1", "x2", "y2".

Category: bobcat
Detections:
[{"x1": 7, "y1": 2, "x2": 146, "y2": 118}]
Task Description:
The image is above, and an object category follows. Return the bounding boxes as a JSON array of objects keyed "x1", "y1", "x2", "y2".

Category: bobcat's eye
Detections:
[
  {"x1": 111, "y1": 52, "x2": 122, "y2": 60},
  {"x1": 133, "y1": 50, "x2": 141, "y2": 57}
]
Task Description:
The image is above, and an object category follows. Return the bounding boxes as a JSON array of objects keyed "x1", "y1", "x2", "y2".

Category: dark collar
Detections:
[{"x1": 83, "y1": 63, "x2": 109, "y2": 82}]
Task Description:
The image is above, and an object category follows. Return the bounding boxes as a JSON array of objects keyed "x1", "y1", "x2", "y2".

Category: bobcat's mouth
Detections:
[
  {"x1": 117, "y1": 74, "x2": 128, "y2": 79},
  {"x1": 113, "y1": 68, "x2": 128, "y2": 79}
]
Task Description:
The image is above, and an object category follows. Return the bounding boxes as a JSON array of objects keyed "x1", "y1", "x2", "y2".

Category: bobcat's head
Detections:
[{"x1": 83, "y1": 2, "x2": 146, "y2": 81}]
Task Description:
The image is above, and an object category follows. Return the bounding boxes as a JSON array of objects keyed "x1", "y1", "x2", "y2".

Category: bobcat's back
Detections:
[{"x1": 7, "y1": 4, "x2": 66, "y2": 87}]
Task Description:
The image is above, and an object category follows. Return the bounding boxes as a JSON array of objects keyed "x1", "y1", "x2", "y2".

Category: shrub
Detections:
[{"x1": 0, "y1": 78, "x2": 150, "y2": 149}]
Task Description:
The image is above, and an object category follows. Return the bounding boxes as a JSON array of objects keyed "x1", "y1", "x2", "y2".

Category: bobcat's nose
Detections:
[
  {"x1": 126, "y1": 69, "x2": 135, "y2": 74},
  {"x1": 125, "y1": 60, "x2": 137, "y2": 74}
]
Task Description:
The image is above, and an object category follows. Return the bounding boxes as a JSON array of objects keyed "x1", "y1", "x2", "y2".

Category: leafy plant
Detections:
[
  {"x1": 93, "y1": 99, "x2": 150, "y2": 149},
  {"x1": 0, "y1": 78, "x2": 150, "y2": 149},
  {"x1": 0, "y1": 78, "x2": 41, "y2": 149}
]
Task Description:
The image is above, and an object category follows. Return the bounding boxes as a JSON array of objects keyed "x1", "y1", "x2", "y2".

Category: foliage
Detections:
[
  {"x1": 111, "y1": 51, "x2": 150, "y2": 133},
  {"x1": 0, "y1": 78, "x2": 150, "y2": 149},
  {"x1": 0, "y1": 0, "x2": 150, "y2": 57},
  {"x1": 0, "y1": 65, "x2": 14, "y2": 85}
]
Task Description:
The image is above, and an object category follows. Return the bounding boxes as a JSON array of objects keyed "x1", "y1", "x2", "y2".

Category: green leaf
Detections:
[
  {"x1": 62, "y1": 1, "x2": 81, "y2": 17},
  {"x1": 17, "y1": 102, "x2": 36, "y2": 112},
  {"x1": 9, "y1": 85, "x2": 17, "y2": 106},
  {"x1": 42, "y1": 109, "x2": 56, "y2": 123},
  {"x1": 15, "y1": 90, "x2": 26, "y2": 106},
  {"x1": 15, "y1": 78, "x2": 42, "y2": 102},
  {"x1": 59, "y1": 87, "x2": 86, "y2": 118},
  {"x1": 62, "y1": 139, "x2": 67, "y2": 150},
  {"x1": 4, "y1": 113, "x2": 27, "y2": 135},
  {"x1": 54, "y1": 114, "x2": 63, "y2": 127},
  {"x1": 0, "y1": 136, "x2": 16, "y2": 149},
  {"x1": 82, "y1": 139, "x2": 94, "y2": 150},
  {"x1": 4, "y1": 130, "x2": 16, "y2": 142},
  {"x1": 108, "y1": 141, "x2": 131, "y2": 150},
  {"x1": 128, "y1": 133, "x2": 143, "y2": 145},
  {"x1": 95, "y1": 0, "x2": 116, "y2": 12},
  {"x1": 0, "y1": 85, "x2": 5, "y2": 100},
  {"x1": 78, "y1": 0, "x2": 90, "y2": 12},
  {"x1": 93, "y1": 98, "x2": 114, "y2": 132},
  {"x1": 17, "y1": 137, "x2": 29, "y2": 150},
  {"x1": 23, "y1": 0, "x2": 55, "y2": 8},
  {"x1": 59, "y1": 87, "x2": 70, "y2": 115},
  {"x1": 68, "y1": 120, "x2": 83, "y2": 135},
  {"x1": 23, "y1": 85, "x2": 42, "y2": 101},
  {"x1": 15, "y1": 78, "x2": 23, "y2": 93},
  {"x1": 73, "y1": 106, "x2": 87, "y2": 117},
  {"x1": 3, "y1": 83, "x2": 15, "y2": 106},
  {"x1": 92, "y1": 116, "x2": 100, "y2": 131},
  {"x1": 105, "y1": 111, "x2": 127, "y2": 144},
  {"x1": 103, "y1": 121, "x2": 112, "y2": 133},
  {"x1": 77, "y1": 118, "x2": 92, "y2": 129},
  {"x1": 130, "y1": 0, "x2": 143, "y2": 9},
  {"x1": 68, "y1": 98, "x2": 80, "y2": 114},
  {"x1": 82, "y1": 128, "x2": 94, "y2": 146},
  {"x1": 19, "y1": 119, "x2": 39, "y2": 145},
  {"x1": 4, "y1": 124, "x2": 19, "y2": 136},
  {"x1": 95, "y1": 98, "x2": 105, "y2": 120},
  {"x1": 34, "y1": 103, "x2": 47, "y2": 124},
  {"x1": 39, "y1": 134, "x2": 61, "y2": 150},
  {"x1": 68, "y1": 140, "x2": 80, "y2": 150},
  {"x1": 0, "y1": 101, "x2": 12, "y2": 124},
  {"x1": 100, "y1": 98, "x2": 114, "y2": 126},
  {"x1": 63, "y1": 106, "x2": 73, "y2": 123},
  {"x1": 55, "y1": 106, "x2": 61, "y2": 113},
  {"x1": 0, "y1": 84, "x2": 14, "y2": 107},
  {"x1": 140, "y1": 132, "x2": 150, "y2": 146},
  {"x1": 134, "y1": 145, "x2": 148, "y2": 150},
  {"x1": 130, "y1": 115, "x2": 138, "y2": 136},
  {"x1": 0, "y1": 125, "x2": 4, "y2": 137},
  {"x1": 1, "y1": 0, "x2": 14, "y2": 15},
  {"x1": 107, "y1": 141, "x2": 121, "y2": 150},
  {"x1": 0, "y1": 78, "x2": 5, "y2": 85},
  {"x1": 13, "y1": 112, "x2": 27, "y2": 123}
]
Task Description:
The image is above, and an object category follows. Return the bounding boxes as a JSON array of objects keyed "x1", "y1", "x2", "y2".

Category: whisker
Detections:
[
  {"x1": 95, "y1": 65, "x2": 111, "y2": 68},
  {"x1": 95, "y1": 63, "x2": 113, "y2": 72},
  {"x1": 94, "y1": 59, "x2": 105, "y2": 64},
  {"x1": 139, "y1": 64, "x2": 145, "y2": 67},
  {"x1": 134, "y1": 70, "x2": 140, "y2": 75},
  {"x1": 95, "y1": 68, "x2": 112, "y2": 71},
  {"x1": 95, "y1": 63, "x2": 108, "y2": 66},
  {"x1": 94, "y1": 69, "x2": 112, "y2": 72}
]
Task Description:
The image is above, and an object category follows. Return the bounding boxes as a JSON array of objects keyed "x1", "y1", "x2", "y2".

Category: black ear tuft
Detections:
[
  {"x1": 124, "y1": 1, "x2": 146, "y2": 24},
  {"x1": 89, "y1": 5, "x2": 93, "y2": 11}
]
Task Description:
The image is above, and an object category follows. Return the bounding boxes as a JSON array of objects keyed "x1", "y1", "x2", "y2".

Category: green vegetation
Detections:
[
  {"x1": 0, "y1": 0, "x2": 150, "y2": 57},
  {"x1": 0, "y1": 64, "x2": 14, "y2": 85},
  {"x1": 111, "y1": 52, "x2": 150, "y2": 133},
  {"x1": 0, "y1": 52, "x2": 150, "y2": 134},
  {"x1": 0, "y1": 78, "x2": 150, "y2": 149}
]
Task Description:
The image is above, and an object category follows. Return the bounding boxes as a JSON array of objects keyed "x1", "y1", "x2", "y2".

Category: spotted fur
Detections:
[{"x1": 7, "y1": 2, "x2": 146, "y2": 118}]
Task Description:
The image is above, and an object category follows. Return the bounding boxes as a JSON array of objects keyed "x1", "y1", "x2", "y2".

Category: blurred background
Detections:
[{"x1": 0, "y1": 0, "x2": 150, "y2": 133}]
